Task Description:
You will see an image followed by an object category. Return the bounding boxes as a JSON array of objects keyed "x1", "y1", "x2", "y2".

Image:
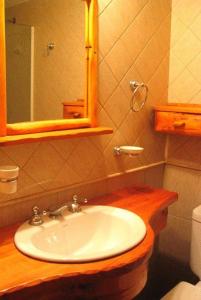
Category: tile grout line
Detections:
[{"x1": 100, "y1": 0, "x2": 150, "y2": 60}]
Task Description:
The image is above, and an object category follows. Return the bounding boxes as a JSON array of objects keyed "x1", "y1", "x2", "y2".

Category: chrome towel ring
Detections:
[{"x1": 130, "y1": 80, "x2": 148, "y2": 112}]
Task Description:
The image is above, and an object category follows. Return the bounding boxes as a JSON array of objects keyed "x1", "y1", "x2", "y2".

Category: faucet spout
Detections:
[{"x1": 49, "y1": 205, "x2": 68, "y2": 218}]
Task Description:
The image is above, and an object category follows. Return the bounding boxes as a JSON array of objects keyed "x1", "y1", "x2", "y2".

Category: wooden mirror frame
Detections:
[{"x1": 0, "y1": 0, "x2": 98, "y2": 138}]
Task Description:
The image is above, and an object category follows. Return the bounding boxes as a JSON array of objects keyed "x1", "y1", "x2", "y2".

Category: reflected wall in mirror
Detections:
[
  {"x1": 5, "y1": 0, "x2": 86, "y2": 123},
  {"x1": 0, "y1": 0, "x2": 97, "y2": 138}
]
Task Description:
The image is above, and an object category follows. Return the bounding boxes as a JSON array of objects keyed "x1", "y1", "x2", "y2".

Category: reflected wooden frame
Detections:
[{"x1": 0, "y1": 0, "x2": 97, "y2": 137}]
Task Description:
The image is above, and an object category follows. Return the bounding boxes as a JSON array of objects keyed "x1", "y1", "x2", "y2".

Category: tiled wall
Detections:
[
  {"x1": 159, "y1": 0, "x2": 201, "y2": 264},
  {"x1": 0, "y1": 0, "x2": 172, "y2": 226}
]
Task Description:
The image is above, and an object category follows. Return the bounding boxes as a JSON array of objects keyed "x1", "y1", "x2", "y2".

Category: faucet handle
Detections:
[
  {"x1": 72, "y1": 194, "x2": 79, "y2": 203},
  {"x1": 72, "y1": 194, "x2": 88, "y2": 204},
  {"x1": 29, "y1": 206, "x2": 44, "y2": 226},
  {"x1": 68, "y1": 195, "x2": 88, "y2": 213}
]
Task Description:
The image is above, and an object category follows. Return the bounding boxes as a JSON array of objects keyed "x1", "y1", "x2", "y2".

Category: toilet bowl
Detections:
[{"x1": 161, "y1": 205, "x2": 201, "y2": 300}]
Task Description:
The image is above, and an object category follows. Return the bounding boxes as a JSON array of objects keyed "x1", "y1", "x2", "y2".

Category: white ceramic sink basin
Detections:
[{"x1": 14, "y1": 206, "x2": 146, "y2": 263}]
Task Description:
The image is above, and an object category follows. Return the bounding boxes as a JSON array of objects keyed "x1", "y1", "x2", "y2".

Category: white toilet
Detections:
[{"x1": 161, "y1": 205, "x2": 201, "y2": 300}]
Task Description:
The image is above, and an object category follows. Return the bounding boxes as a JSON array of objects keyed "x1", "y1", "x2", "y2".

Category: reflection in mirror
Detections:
[{"x1": 5, "y1": 0, "x2": 86, "y2": 123}]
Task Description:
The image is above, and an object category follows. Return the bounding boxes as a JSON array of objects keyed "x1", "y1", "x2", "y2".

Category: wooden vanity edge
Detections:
[
  {"x1": 154, "y1": 104, "x2": 201, "y2": 114},
  {"x1": 0, "y1": 186, "x2": 178, "y2": 296}
]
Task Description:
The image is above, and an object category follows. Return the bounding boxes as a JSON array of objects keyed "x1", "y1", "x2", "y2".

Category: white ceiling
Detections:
[{"x1": 5, "y1": 0, "x2": 30, "y2": 8}]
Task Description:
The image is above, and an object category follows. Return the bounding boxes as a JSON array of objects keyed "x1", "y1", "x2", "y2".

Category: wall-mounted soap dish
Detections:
[{"x1": 113, "y1": 146, "x2": 144, "y2": 157}]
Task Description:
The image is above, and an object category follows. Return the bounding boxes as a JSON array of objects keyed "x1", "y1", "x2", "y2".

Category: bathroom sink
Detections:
[{"x1": 14, "y1": 206, "x2": 146, "y2": 263}]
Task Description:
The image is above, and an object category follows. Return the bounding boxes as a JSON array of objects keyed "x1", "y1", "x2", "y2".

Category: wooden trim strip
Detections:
[
  {"x1": 84, "y1": 0, "x2": 89, "y2": 118},
  {"x1": 0, "y1": 126, "x2": 113, "y2": 146},
  {"x1": 107, "y1": 161, "x2": 166, "y2": 178},
  {"x1": 7, "y1": 118, "x2": 91, "y2": 135},
  {"x1": 0, "y1": 0, "x2": 7, "y2": 136},
  {"x1": 87, "y1": 0, "x2": 98, "y2": 127},
  {"x1": 154, "y1": 104, "x2": 201, "y2": 114},
  {"x1": 167, "y1": 161, "x2": 201, "y2": 172}
]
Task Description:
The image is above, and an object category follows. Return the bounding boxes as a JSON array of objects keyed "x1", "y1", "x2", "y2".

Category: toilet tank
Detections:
[{"x1": 190, "y1": 205, "x2": 201, "y2": 279}]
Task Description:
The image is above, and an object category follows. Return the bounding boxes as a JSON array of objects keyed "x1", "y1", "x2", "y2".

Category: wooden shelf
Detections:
[
  {"x1": 154, "y1": 104, "x2": 201, "y2": 137},
  {"x1": 0, "y1": 126, "x2": 113, "y2": 146}
]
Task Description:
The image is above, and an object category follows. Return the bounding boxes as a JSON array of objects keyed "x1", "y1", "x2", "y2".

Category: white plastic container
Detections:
[{"x1": 0, "y1": 166, "x2": 19, "y2": 194}]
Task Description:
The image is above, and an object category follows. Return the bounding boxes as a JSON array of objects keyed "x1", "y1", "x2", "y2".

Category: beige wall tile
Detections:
[
  {"x1": 190, "y1": 13, "x2": 201, "y2": 40},
  {"x1": 167, "y1": 136, "x2": 201, "y2": 170},
  {"x1": 0, "y1": 0, "x2": 171, "y2": 227},
  {"x1": 1, "y1": 143, "x2": 40, "y2": 167},
  {"x1": 170, "y1": 14, "x2": 187, "y2": 47},
  {"x1": 49, "y1": 139, "x2": 78, "y2": 161},
  {"x1": 98, "y1": 0, "x2": 112, "y2": 14},
  {"x1": 120, "y1": 0, "x2": 158, "y2": 64},
  {"x1": 91, "y1": 108, "x2": 115, "y2": 152},
  {"x1": 173, "y1": 0, "x2": 201, "y2": 27},
  {"x1": 107, "y1": 169, "x2": 145, "y2": 193},
  {"x1": 104, "y1": 86, "x2": 130, "y2": 128},
  {"x1": 99, "y1": 0, "x2": 127, "y2": 56},
  {"x1": 190, "y1": 90, "x2": 201, "y2": 104},
  {"x1": 105, "y1": 40, "x2": 133, "y2": 82},
  {"x1": 164, "y1": 165, "x2": 201, "y2": 219},
  {"x1": 47, "y1": 162, "x2": 81, "y2": 190},
  {"x1": 188, "y1": 52, "x2": 201, "y2": 85},
  {"x1": 148, "y1": 55, "x2": 170, "y2": 105},
  {"x1": 135, "y1": 15, "x2": 171, "y2": 83},
  {"x1": 168, "y1": 53, "x2": 185, "y2": 84},
  {"x1": 168, "y1": 69, "x2": 201, "y2": 103},
  {"x1": 23, "y1": 143, "x2": 65, "y2": 186},
  {"x1": 67, "y1": 138, "x2": 103, "y2": 180},
  {"x1": 144, "y1": 164, "x2": 164, "y2": 188},
  {"x1": 159, "y1": 215, "x2": 191, "y2": 264},
  {"x1": 136, "y1": 124, "x2": 165, "y2": 165},
  {"x1": 165, "y1": 2, "x2": 201, "y2": 266},
  {"x1": 99, "y1": 0, "x2": 148, "y2": 56},
  {"x1": 118, "y1": 111, "x2": 145, "y2": 145},
  {"x1": 172, "y1": 29, "x2": 201, "y2": 66},
  {"x1": 99, "y1": 60, "x2": 118, "y2": 106},
  {"x1": 0, "y1": 149, "x2": 16, "y2": 166}
]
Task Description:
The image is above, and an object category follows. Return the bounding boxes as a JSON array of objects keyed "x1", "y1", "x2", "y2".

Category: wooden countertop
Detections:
[{"x1": 0, "y1": 186, "x2": 177, "y2": 296}]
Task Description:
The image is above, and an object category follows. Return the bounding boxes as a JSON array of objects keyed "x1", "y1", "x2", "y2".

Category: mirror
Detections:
[
  {"x1": 0, "y1": 0, "x2": 97, "y2": 137},
  {"x1": 5, "y1": 0, "x2": 86, "y2": 123}
]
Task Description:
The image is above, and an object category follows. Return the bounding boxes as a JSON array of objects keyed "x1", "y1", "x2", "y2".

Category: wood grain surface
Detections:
[
  {"x1": 154, "y1": 103, "x2": 201, "y2": 114},
  {"x1": 154, "y1": 111, "x2": 201, "y2": 137},
  {"x1": 0, "y1": 126, "x2": 113, "y2": 146},
  {"x1": 0, "y1": 186, "x2": 177, "y2": 299}
]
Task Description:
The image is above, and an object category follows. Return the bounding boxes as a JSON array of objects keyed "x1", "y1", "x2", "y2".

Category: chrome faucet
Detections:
[
  {"x1": 29, "y1": 206, "x2": 47, "y2": 225},
  {"x1": 48, "y1": 204, "x2": 68, "y2": 218},
  {"x1": 29, "y1": 195, "x2": 88, "y2": 225},
  {"x1": 49, "y1": 195, "x2": 88, "y2": 218}
]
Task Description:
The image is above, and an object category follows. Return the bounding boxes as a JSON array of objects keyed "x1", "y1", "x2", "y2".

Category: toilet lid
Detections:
[{"x1": 161, "y1": 282, "x2": 201, "y2": 300}]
